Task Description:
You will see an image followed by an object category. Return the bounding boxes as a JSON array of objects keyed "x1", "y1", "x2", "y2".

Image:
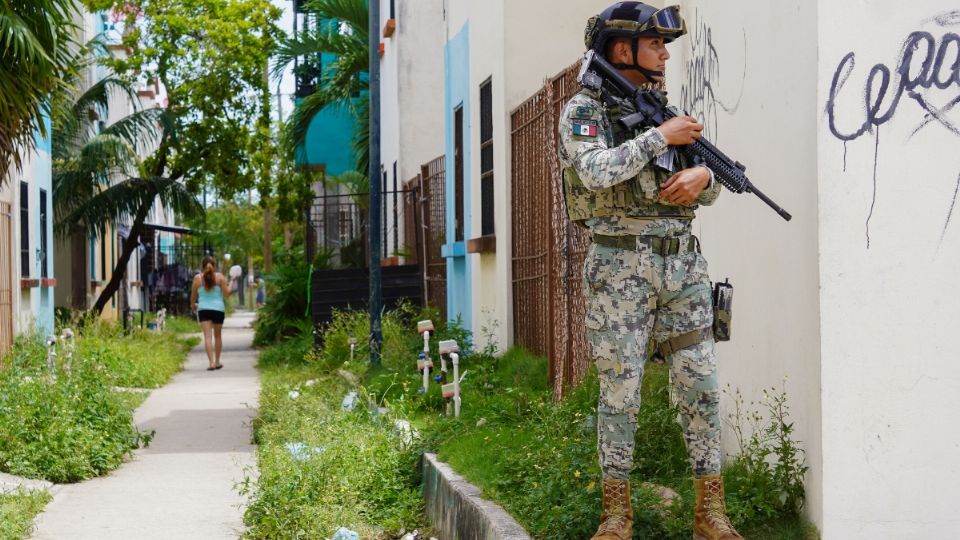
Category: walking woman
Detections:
[{"x1": 191, "y1": 256, "x2": 232, "y2": 370}]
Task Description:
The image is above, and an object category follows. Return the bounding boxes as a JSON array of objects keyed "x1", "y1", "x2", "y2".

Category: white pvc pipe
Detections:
[
  {"x1": 451, "y1": 352, "x2": 461, "y2": 418},
  {"x1": 422, "y1": 331, "x2": 431, "y2": 392}
]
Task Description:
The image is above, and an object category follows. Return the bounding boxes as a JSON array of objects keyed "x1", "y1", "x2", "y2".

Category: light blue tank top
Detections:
[{"x1": 197, "y1": 278, "x2": 225, "y2": 312}]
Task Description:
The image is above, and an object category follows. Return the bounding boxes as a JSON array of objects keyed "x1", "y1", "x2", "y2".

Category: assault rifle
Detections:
[{"x1": 578, "y1": 50, "x2": 792, "y2": 221}]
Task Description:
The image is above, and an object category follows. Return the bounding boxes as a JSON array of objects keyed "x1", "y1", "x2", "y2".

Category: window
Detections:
[
  {"x1": 454, "y1": 106, "x2": 465, "y2": 242},
  {"x1": 392, "y1": 161, "x2": 398, "y2": 254},
  {"x1": 101, "y1": 229, "x2": 107, "y2": 283},
  {"x1": 19, "y1": 182, "x2": 29, "y2": 277},
  {"x1": 39, "y1": 189, "x2": 48, "y2": 278},
  {"x1": 479, "y1": 78, "x2": 494, "y2": 236},
  {"x1": 390, "y1": 0, "x2": 395, "y2": 19}
]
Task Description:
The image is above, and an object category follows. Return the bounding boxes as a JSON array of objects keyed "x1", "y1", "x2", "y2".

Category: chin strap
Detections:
[{"x1": 609, "y1": 36, "x2": 664, "y2": 80}]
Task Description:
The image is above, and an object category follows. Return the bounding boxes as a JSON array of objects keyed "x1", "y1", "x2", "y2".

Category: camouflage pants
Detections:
[{"x1": 583, "y1": 239, "x2": 722, "y2": 479}]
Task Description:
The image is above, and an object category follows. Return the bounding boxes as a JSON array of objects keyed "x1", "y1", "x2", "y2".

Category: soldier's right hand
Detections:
[{"x1": 656, "y1": 116, "x2": 703, "y2": 146}]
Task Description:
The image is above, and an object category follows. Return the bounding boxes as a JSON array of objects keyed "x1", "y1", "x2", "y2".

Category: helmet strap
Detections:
[{"x1": 608, "y1": 36, "x2": 664, "y2": 80}]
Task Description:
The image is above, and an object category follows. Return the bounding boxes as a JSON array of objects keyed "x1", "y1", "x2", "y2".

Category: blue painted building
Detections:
[
  {"x1": 293, "y1": 20, "x2": 360, "y2": 177},
  {"x1": 441, "y1": 23, "x2": 473, "y2": 332}
]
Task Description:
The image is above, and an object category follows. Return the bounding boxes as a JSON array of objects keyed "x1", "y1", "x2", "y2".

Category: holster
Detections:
[{"x1": 712, "y1": 279, "x2": 733, "y2": 342}]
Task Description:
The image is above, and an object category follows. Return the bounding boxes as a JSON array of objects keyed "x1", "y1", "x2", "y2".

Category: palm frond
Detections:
[
  {"x1": 0, "y1": 0, "x2": 78, "y2": 179},
  {"x1": 302, "y1": 0, "x2": 368, "y2": 40},
  {"x1": 56, "y1": 176, "x2": 202, "y2": 238},
  {"x1": 100, "y1": 108, "x2": 164, "y2": 154}
]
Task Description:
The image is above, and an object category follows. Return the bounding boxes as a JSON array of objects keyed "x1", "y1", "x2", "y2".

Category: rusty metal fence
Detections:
[
  {"x1": 420, "y1": 156, "x2": 447, "y2": 321},
  {"x1": 0, "y1": 202, "x2": 12, "y2": 357},
  {"x1": 511, "y1": 60, "x2": 590, "y2": 398}
]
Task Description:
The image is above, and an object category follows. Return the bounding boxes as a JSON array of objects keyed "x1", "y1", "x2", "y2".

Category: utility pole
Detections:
[{"x1": 368, "y1": 0, "x2": 382, "y2": 366}]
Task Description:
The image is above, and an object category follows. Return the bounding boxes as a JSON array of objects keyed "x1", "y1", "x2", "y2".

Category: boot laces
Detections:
[
  {"x1": 704, "y1": 478, "x2": 736, "y2": 534},
  {"x1": 598, "y1": 481, "x2": 630, "y2": 535}
]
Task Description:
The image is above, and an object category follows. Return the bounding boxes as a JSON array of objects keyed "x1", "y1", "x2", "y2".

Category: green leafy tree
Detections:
[
  {"x1": 51, "y1": 39, "x2": 202, "y2": 315},
  {"x1": 83, "y1": 0, "x2": 282, "y2": 198},
  {"x1": 184, "y1": 199, "x2": 264, "y2": 272},
  {"x1": 0, "y1": 0, "x2": 78, "y2": 179},
  {"x1": 272, "y1": 0, "x2": 369, "y2": 172}
]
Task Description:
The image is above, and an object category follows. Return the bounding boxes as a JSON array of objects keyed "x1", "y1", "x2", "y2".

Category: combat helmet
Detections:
[{"x1": 584, "y1": 2, "x2": 687, "y2": 79}]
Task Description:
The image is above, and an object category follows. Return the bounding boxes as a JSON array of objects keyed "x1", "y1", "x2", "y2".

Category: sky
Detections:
[{"x1": 271, "y1": 0, "x2": 297, "y2": 123}]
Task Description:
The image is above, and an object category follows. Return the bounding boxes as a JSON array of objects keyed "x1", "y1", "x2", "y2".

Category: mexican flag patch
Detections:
[{"x1": 572, "y1": 121, "x2": 598, "y2": 137}]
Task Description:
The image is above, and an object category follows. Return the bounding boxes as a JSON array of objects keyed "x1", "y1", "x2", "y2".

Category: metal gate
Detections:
[
  {"x1": 511, "y1": 60, "x2": 590, "y2": 398},
  {"x1": 0, "y1": 202, "x2": 13, "y2": 357},
  {"x1": 420, "y1": 155, "x2": 447, "y2": 320}
]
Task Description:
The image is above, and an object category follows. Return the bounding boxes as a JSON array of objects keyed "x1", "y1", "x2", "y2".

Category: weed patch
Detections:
[
  {"x1": 244, "y1": 306, "x2": 816, "y2": 540},
  {"x1": 164, "y1": 316, "x2": 201, "y2": 335},
  {"x1": 241, "y1": 363, "x2": 423, "y2": 538},
  {"x1": 0, "y1": 489, "x2": 51, "y2": 540},
  {"x1": 0, "y1": 326, "x2": 191, "y2": 483}
]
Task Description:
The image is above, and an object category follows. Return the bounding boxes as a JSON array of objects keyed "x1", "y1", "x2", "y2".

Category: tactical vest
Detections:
[{"x1": 563, "y1": 90, "x2": 697, "y2": 226}]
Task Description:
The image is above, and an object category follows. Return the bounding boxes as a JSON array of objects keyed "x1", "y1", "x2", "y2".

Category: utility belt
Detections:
[
  {"x1": 590, "y1": 233, "x2": 732, "y2": 356},
  {"x1": 591, "y1": 233, "x2": 700, "y2": 256}
]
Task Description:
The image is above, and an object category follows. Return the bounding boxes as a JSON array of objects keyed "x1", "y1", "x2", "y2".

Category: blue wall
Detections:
[
  {"x1": 295, "y1": 98, "x2": 359, "y2": 176},
  {"x1": 442, "y1": 23, "x2": 472, "y2": 332},
  {"x1": 294, "y1": 43, "x2": 361, "y2": 176}
]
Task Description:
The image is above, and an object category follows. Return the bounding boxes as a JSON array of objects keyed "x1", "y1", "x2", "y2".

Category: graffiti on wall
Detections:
[
  {"x1": 678, "y1": 10, "x2": 746, "y2": 144},
  {"x1": 826, "y1": 10, "x2": 960, "y2": 249}
]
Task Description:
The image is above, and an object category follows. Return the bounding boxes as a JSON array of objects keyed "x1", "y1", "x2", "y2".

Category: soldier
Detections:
[{"x1": 558, "y1": 3, "x2": 743, "y2": 539}]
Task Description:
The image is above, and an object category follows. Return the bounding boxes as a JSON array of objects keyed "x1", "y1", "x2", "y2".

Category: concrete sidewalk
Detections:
[{"x1": 31, "y1": 311, "x2": 260, "y2": 540}]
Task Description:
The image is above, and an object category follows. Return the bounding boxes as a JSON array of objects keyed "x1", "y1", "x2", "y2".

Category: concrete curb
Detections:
[
  {"x1": 0, "y1": 472, "x2": 58, "y2": 495},
  {"x1": 422, "y1": 453, "x2": 530, "y2": 540}
]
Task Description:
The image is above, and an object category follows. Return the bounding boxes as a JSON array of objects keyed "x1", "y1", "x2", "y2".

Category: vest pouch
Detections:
[{"x1": 633, "y1": 169, "x2": 661, "y2": 201}]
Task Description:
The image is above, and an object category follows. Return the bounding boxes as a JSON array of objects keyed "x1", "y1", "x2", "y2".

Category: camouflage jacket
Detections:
[{"x1": 557, "y1": 88, "x2": 720, "y2": 227}]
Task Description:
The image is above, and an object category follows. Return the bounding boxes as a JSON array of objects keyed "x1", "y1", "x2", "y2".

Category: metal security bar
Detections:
[
  {"x1": 421, "y1": 156, "x2": 447, "y2": 320},
  {"x1": 0, "y1": 202, "x2": 13, "y2": 357},
  {"x1": 511, "y1": 59, "x2": 590, "y2": 398},
  {"x1": 306, "y1": 189, "x2": 420, "y2": 269}
]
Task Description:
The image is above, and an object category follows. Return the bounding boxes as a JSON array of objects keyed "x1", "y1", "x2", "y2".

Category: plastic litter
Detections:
[
  {"x1": 341, "y1": 391, "x2": 359, "y2": 411},
  {"x1": 330, "y1": 527, "x2": 359, "y2": 540},
  {"x1": 285, "y1": 442, "x2": 324, "y2": 462}
]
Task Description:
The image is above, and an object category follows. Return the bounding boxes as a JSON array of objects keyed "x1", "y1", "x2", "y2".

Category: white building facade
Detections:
[{"x1": 381, "y1": 1, "x2": 960, "y2": 537}]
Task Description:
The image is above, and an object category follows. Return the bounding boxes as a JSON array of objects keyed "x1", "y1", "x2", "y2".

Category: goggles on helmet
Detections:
[
  {"x1": 645, "y1": 5, "x2": 685, "y2": 35},
  {"x1": 602, "y1": 5, "x2": 687, "y2": 41}
]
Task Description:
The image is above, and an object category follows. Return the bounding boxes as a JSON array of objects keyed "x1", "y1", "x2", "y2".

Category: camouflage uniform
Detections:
[{"x1": 558, "y1": 88, "x2": 723, "y2": 480}]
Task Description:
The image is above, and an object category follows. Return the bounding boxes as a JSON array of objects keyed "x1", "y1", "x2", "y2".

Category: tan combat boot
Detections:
[
  {"x1": 693, "y1": 475, "x2": 743, "y2": 540},
  {"x1": 591, "y1": 479, "x2": 633, "y2": 540}
]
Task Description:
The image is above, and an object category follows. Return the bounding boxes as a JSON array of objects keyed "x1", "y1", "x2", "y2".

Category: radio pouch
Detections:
[{"x1": 712, "y1": 279, "x2": 733, "y2": 342}]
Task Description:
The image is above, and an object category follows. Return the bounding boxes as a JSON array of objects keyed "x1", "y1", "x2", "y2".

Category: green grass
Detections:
[
  {"x1": 0, "y1": 489, "x2": 51, "y2": 540},
  {"x1": 243, "y1": 307, "x2": 819, "y2": 539},
  {"x1": 164, "y1": 316, "x2": 201, "y2": 335},
  {"x1": 0, "y1": 325, "x2": 192, "y2": 483},
  {"x1": 241, "y1": 358, "x2": 424, "y2": 538}
]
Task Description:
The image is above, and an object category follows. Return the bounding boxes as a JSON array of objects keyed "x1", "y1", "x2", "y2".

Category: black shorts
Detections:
[{"x1": 197, "y1": 310, "x2": 225, "y2": 324}]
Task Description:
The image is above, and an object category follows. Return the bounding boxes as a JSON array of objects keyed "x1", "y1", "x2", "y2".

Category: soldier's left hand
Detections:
[{"x1": 660, "y1": 167, "x2": 711, "y2": 205}]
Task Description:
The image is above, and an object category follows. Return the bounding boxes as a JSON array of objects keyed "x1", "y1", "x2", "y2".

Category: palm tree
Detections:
[
  {"x1": 0, "y1": 0, "x2": 77, "y2": 179},
  {"x1": 272, "y1": 0, "x2": 369, "y2": 172},
  {"x1": 52, "y1": 42, "x2": 203, "y2": 315}
]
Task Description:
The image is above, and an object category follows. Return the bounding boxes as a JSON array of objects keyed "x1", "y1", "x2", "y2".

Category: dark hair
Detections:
[{"x1": 201, "y1": 256, "x2": 216, "y2": 290}]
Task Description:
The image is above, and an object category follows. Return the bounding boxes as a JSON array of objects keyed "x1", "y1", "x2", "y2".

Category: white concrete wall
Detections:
[
  {"x1": 446, "y1": 0, "x2": 619, "y2": 352},
  {"x1": 396, "y1": 0, "x2": 445, "y2": 183},
  {"x1": 817, "y1": 2, "x2": 960, "y2": 538},
  {"x1": 663, "y1": 0, "x2": 823, "y2": 529}
]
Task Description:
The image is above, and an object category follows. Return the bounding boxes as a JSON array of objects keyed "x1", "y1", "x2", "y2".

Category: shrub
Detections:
[
  {"x1": 0, "y1": 324, "x2": 190, "y2": 483},
  {"x1": 253, "y1": 251, "x2": 311, "y2": 346},
  {"x1": 0, "y1": 338, "x2": 146, "y2": 483}
]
